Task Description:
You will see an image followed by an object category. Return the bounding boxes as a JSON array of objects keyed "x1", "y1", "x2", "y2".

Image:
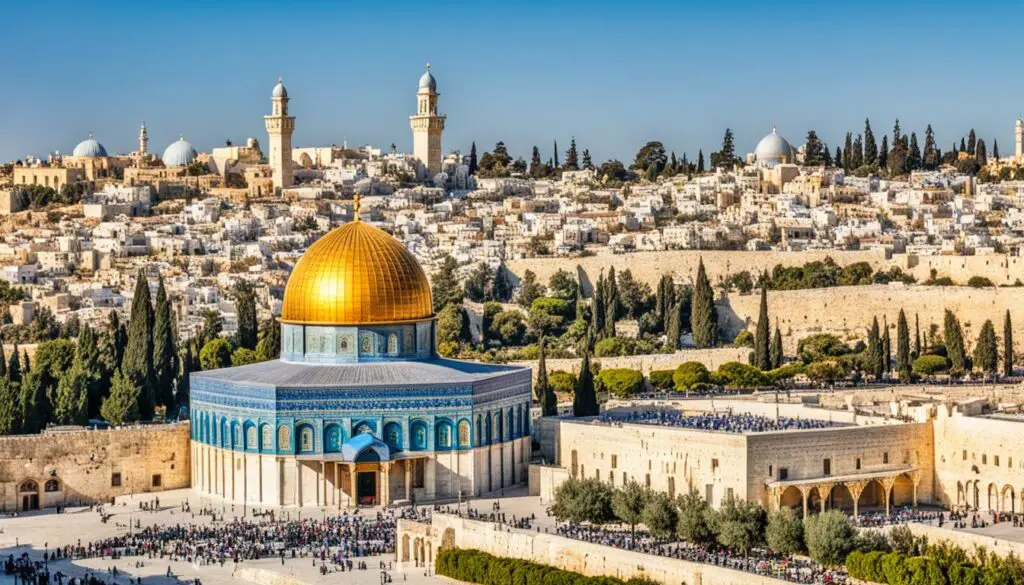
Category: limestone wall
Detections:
[
  {"x1": 893, "y1": 253, "x2": 1024, "y2": 287},
  {"x1": 398, "y1": 514, "x2": 794, "y2": 585},
  {"x1": 0, "y1": 424, "x2": 190, "y2": 511},
  {"x1": 907, "y1": 522, "x2": 1024, "y2": 560},
  {"x1": 722, "y1": 284, "x2": 1024, "y2": 353},
  {"x1": 931, "y1": 407, "x2": 1024, "y2": 511},
  {"x1": 512, "y1": 347, "x2": 749, "y2": 378},
  {"x1": 507, "y1": 249, "x2": 888, "y2": 290}
]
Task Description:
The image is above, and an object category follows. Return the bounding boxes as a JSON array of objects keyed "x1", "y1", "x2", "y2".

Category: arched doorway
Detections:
[
  {"x1": 858, "y1": 480, "x2": 886, "y2": 512},
  {"x1": 892, "y1": 474, "x2": 915, "y2": 508},
  {"x1": 829, "y1": 484, "x2": 855, "y2": 513},
  {"x1": 401, "y1": 535, "x2": 410, "y2": 562},
  {"x1": 779, "y1": 486, "x2": 803, "y2": 510},
  {"x1": 19, "y1": 480, "x2": 40, "y2": 511},
  {"x1": 1002, "y1": 485, "x2": 1016, "y2": 514},
  {"x1": 355, "y1": 448, "x2": 381, "y2": 506},
  {"x1": 956, "y1": 481, "x2": 965, "y2": 507},
  {"x1": 987, "y1": 483, "x2": 999, "y2": 512}
]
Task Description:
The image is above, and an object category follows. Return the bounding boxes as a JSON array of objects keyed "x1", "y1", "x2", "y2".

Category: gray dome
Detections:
[
  {"x1": 418, "y1": 65, "x2": 436, "y2": 91},
  {"x1": 754, "y1": 129, "x2": 796, "y2": 167},
  {"x1": 162, "y1": 136, "x2": 198, "y2": 167},
  {"x1": 272, "y1": 77, "x2": 287, "y2": 98},
  {"x1": 73, "y1": 135, "x2": 108, "y2": 157}
]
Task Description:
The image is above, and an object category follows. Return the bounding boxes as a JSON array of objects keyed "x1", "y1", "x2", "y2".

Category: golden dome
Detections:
[{"x1": 281, "y1": 220, "x2": 434, "y2": 326}]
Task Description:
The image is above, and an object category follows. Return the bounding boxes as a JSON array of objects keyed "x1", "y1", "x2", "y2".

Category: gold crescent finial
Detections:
[{"x1": 353, "y1": 191, "x2": 361, "y2": 221}]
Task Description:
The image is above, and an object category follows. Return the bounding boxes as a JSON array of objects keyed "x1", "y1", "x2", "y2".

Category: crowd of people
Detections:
[
  {"x1": 431, "y1": 500, "x2": 535, "y2": 530},
  {"x1": 601, "y1": 410, "x2": 839, "y2": 433},
  {"x1": 850, "y1": 507, "x2": 944, "y2": 528},
  {"x1": 554, "y1": 524, "x2": 847, "y2": 585}
]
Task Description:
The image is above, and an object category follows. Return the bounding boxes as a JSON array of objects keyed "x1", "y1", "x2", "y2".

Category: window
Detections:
[
  {"x1": 1009, "y1": 457, "x2": 1013, "y2": 468},
  {"x1": 711, "y1": 458, "x2": 719, "y2": 471},
  {"x1": 622, "y1": 472, "x2": 627, "y2": 485},
  {"x1": 412, "y1": 459, "x2": 425, "y2": 488},
  {"x1": 609, "y1": 471, "x2": 614, "y2": 486},
  {"x1": 726, "y1": 488, "x2": 734, "y2": 501},
  {"x1": 645, "y1": 473, "x2": 651, "y2": 488},
  {"x1": 611, "y1": 455, "x2": 618, "y2": 469},
  {"x1": 152, "y1": 474, "x2": 162, "y2": 487},
  {"x1": 668, "y1": 477, "x2": 675, "y2": 498},
  {"x1": 856, "y1": 458, "x2": 861, "y2": 470},
  {"x1": 44, "y1": 480, "x2": 60, "y2": 492},
  {"x1": 883, "y1": 452, "x2": 889, "y2": 464},
  {"x1": 963, "y1": 450, "x2": 968, "y2": 461},
  {"x1": 903, "y1": 450, "x2": 910, "y2": 464},
  {"x1": 301, "y1": 428, "x2": 313, "y2": 451},
  {"x1": 779, "y1": 468, "x2": 789, "y2": 480},
  {"x1": 111, "y1": 473, "x2": 122, "y2": 487},
  {"x1": 995, "y1": 456, "x2": 1000, "y2": 467},
  {"x1": 982, "y1": 454, "x2": 987, "y2": 465},
  {"x1": 768, "y1": 465, "x2": 773, "y2": 476},
  {"x1": 823, "y1": 458, "x2": 831, "y2": 476}
]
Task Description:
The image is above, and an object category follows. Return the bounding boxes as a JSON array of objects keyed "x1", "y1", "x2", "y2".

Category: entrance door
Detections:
[
  {"x1": 22, "y1": 494, "x2": 39, "y2": 511},
  {"x1": 357, "y1": 472, "x2": 377, "y2": 506}
]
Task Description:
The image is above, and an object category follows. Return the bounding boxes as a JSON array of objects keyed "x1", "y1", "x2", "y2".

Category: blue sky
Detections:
[{"x1": 2, "y1": 0, "x2": 1023, "y2": 164}]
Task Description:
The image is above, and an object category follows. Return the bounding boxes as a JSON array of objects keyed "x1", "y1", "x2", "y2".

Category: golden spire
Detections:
[{"x1": 353, "y1": 191, "x2": 361, "y2": 221}]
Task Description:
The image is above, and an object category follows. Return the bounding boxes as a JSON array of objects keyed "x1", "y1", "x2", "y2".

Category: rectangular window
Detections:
[
  {"x1": 111, "y1": 473, "x2": 122, "y2": 487},
  {"x1": 963, "y1": 450, "x2": 968, "y2": 461},
  {"x1": 768, "y1": 465, "x2": 773, "y2": 477},
  {"x1": 705, "y1": 484, "x2": 714, "y2": 504},
  {"x1": 151, "y1": 474, "x2": 162, "y2": 487},
  {"x1": 982, "y1": 454, "x2": 987, "y2": 465},
  {"x1": 712, "y1": 458, "x2": 719, "y2": 471},
  {"x1": 595, "y1": 468, "x2": 601, "y2": 480},
  {"x1": 623, "y1": 472, "x2": 627, "y2": 485},
  {"x1": 856, "y1": 457, "x2": 862, "y2": 470},
  {"x1": 413, "y1": 459, "x2": 425, "y2": 488},
  {"x1": 609, "y1": 471, "x2": 614, "y2": 486},
  {"x1": 903, "y1": 450, "x2": 910, "y2": 464},
  {"x1": 726, "y1": 488, "x2": 734, "y2": 501},
  {"x1": 779, "y1": 467, "x2": 788, "y2": 481},
  {"x1": 645, "y1": 473, "x2": 651, "y2": 488},
  {"x1": 995, "y1": 456, "x2": 1000, "y2": 467},
  {"x1": 823, "y1": 458, "x2": 831, "y2": 476},
  {"x1": 668, "y1": 477, "x2": 676, "y2": 499},
  {"x1": 1009, "y1": 457, "x2": 1013, "y2": 468},
  {"x1": 883, "y1": 452, "x2": 889, "y2": 464},
  {"x1": 611, "y1": 454, "x2": 618, "y2": 469}
]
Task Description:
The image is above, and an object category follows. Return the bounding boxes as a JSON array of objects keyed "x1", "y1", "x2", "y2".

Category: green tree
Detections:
[
  {"x1": 8, "y1": 343, "x2": 21, "y2": 385},
  {"x1": 468, "y1": 141, "x2": 477, "y2": 175},
  {"x1": 100, "y1": 369, "x2": 140, "y2": 426},
  {"x1": 549, "y1": 477, "x2": 614, "y2": 525},
  {"x1": 714, "y1": 362, "x2": 767, "y2": 388},
  {"x1": 153, "y1": 277, "x2": 178, "y2": 411},
  {"x1": 804, "y1": 510, "x2": 856, "y2": 566},
  {"x1": 548, "y1": 269, "x2": 578, "y2": 301},
  {"x1": 177, "y1": 342, "x2": 193, "y2": 406},
  {"x1": 712, "y1": 128, "x2": 736, "y2": 169},
  {"x1": 123, "y1": 269, "x2": 155, "y2": 419},
  {"x1": 673, "y1": 362, "x2": 710, "y2": 392},
  {"x1": 923, "y1": 124, "x2": 939, "y2": 169},
  {"x1": 691, "y1": 259, "x2": 717, "y2": 348},
  {"x1": 34, "y1": 338, "x2": 76, "y2": 426},
  {"x1": 596, "y1": 368, "x2": 644, "y2": 398},
  {"x1": 914, "y1": 313, "x2": 921, "y2": 359},
  {"x1": 233, "y1": 281, "x2": 258, "y2": 350},
  {"x1": 863, "y1": 119, "x2": 877, "y2": 167},
  {"x1": 76, "y1": 324, "x2": 105, "y2": 419},
  {"x1": 803, "y1": 130, "x2": 826, "y2": 165},
  {"x1": 632, "y1": 141, "x2": 667, "y2": 173},
  {"x1": 492, "y1": 262, "x2": 513, "y2": 302},
  {"x1": 641, "y1": 491, "x2": 678, "y2": 539},
  {"x1": 711, "y1": 496, "x2": 767, "y2": 555},
  {"x1": 913, "y1": 355, "x2": 948, "y2": 377},
  {"x1": 896, "y1": 309, "x2": 911, "y2": 383},
  {"x1": 18, "y1": 370, "x2": 45, "y2": 433},
  {"x1": 490, "y1": 310, "x2": 526, "y2": 346},
  {"x1": 611, "y1": 481, "x2": 648, "y2": 539},
  {"x1": 53, "y1": 365, "x2": 88, "y2": 425},
  {"x1": 754, "y1": 288, "x2": 770, "y2": 370},
  {"x1": 805, "y1": 361, "x2": 846, "y2": 385},
  {"x1": 255, "y1": 317, "x2": 281, "y2": 361},
  {"x1": 436, "y1": 303, "x2": 468, "y2": 352},
  {"x1": 431, "y1": 255, "x2": 463, "y2": 313},
  {"x1": 770, "y1": 326, "x2": 783, "y2": 369},
  {"x1": 867, "y1": 317, "x2": 883, "y2": 380},
  {"x1": 1004, "y1": 310, "x2": 1014, "y2": 376},
  {"x1": 974, "y1": 319, "x2": 998, "y2": 375},
  {"x1": 676, "y1": 492, "x2": 716, "y2": 546},
  {"x1": 516, "y1": 269, "x2": 546, "y2": 308},
  {"x1": 944, "y1": 310, "x2": 967, "y2": 374},
  {"x1": 882, "y1": 318, "x2": 891, "y2": 374},
  {"x1": 565, "y1": 137, "x2": 580, "y2": 171},
  {"x1": 573, "y1": 350, "x2": 599, "y2": 416},
  {"x1": 464, "y1": 262, "x2": 493, "y2": 303},
  {"x1": 0, "y1": 377, "x2": 17, "y2": 435},
  {"x1": 528, "y1": 297, "x2": 570, "y2": 339},
  {"x1": 199, "y1": 338, "x2": 233, "y2": 371},
  {"x1": 765, "y1": 507, "x2": 804, "y2": 555},
  {"x1": 231, "y1": 347, "x2": 258, "y2": 366},
  {"x1": 538, "y1": 338, "x2": 557, "y2": 416}
]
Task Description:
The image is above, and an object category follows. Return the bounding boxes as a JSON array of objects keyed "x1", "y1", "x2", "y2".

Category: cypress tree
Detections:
[
  {"x1": 843, "y1": 133, "x2": 854, "y2": 169},
  {"x1": 0, "y1": 377, "x2": 17, "y2": 435},
  {"x1": 883, "y1": 317, "x2": 891, "y2": 374},
  {"x1": 123, "y1": 269, "x2": 155, "y2": 419},
  {"x1": 153, "y1": 277, "x2": 178, "y2": 411},
  {"x1": 770, "y1": 326, "x2": 783, "y2": 370},
  {"x1": 177, "y1": 343, "x2": 193, "y2": 407},
  {"x1": 22, "y1": 349, "x2": 30, "y2": 373},
  {"x1": 914, "y1": 314, "x2": 921, "y2": 359},
  {"x1": 863, "y1": 119, "x2": 877, "y2": 166},
  {"x1": 697, "y1": 150, "x2": 705, "y2": 173},
  {"x1": 101, "y1": 369, "x2": 141, "y2": 426},
  {"x1": 256, "y1": 317, "x2": 281, "y2": 362},
  {"x1": 993, "y1": 139, "x2": 1000, "y2": 161},
  {"x1": 18, "y1": 371, "x2": 44, "y2": 434},
  {"x1": 582, "y1": 149, "x2": 593, "y2": 170},
  {"x1": 908, "y1": 133, "x2": 922, "y2": 170},
  {"x1": 8, "y1": 343, "x2": 21, "y2": 385},
  {"x1": 468, "y1": 142, "x2": 478, "y2": 175},
  {"x1": 691, "y1": 259, "x2": 717, "y2": 348},
  {"x1": 565, "y1": 138, "x2": 579, "y2": 171},
  {"x1": 944, "y1": 310, "x2": 967, "y2": 374},
  {"x1": 967, "y1": 129, "x2": 976, "y2": 155},
  {"x1": 1004, "y1": 310, "x2": 1014, "y2": 377},
  {"x1": 553, "y1": 140, "x2": 559, "y2": 168},
  {"x1": 234, "y1": 282, "x2": 258, "y2": 350},
  {"x1": 539, "y1": 338, "x2": 557, "y2": 416},
  {"x1": 867, "y1": 318, "x2": 882, "y2": 380},
  {"x1": 656, "y1": 274, "x2": 675, "y2": 329},
  {"x1": 604, "y1": 268, "x2": 619, "y2": 338},
  {"x1": 835, "y1": 146, "x2": 843, "y2": 169},
  {"x1": 974, "y1": 320, "x2": 998, "y2": 375},
  {"x1": 923, "y1": 124, "x2": 939, "y2": 169},
  {"x1": 754, "y1": 288, "x2": 770, "y2": 370},
  {"x1": 896, "y1": 310, "x2": 911, "y2": 383},
  {"x1": 593, "y1": 274, "x2": 606, "y2": 340},
  {"x1": 77, "y1": 324, "x2": 104, "y2": 419},
  {"x1": 976, "y1": 139, "x2": 987, "y2": 166},
  {"x1": 572, "y1": 349, "x2": 599, "y2": 417},
  {"x1": 878, "y1": 136, "x2": 888, "y2": 169},
  {"x1": 0, "y1": 339, "x2": 6, "y2": 379},
  {"x1": 54, "y1": 365, "x2": 88, "y2": 425}
]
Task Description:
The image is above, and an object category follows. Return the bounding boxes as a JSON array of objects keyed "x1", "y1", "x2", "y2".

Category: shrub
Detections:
[
  {"x1": 804, "y1": 510, "x2": 856, "y2": 566},
  {"x1": 912, "y1": 354, "x2": 948, "y2": 376},
  {"x1": 596, "y1": 368, "x2": 644, "y2": 397},
  {"x1": 714, "y1": 362, "x2": 767, "y2": 388},
  {"x1": 805, "y1": 360, "x2": 846, "y2": 384},
  {"x1": 733, "y1": 330, "x2": 754, "y2": 347},
  {"x1": 967, "y1": 276, "x2": 994, "y2": 288},
  {"x1": 436, "y1": 548, "x2": 632, "y2": 585},
  {"x1": 673, "y1": 361, "x2": 710, "y2": 391},
  {"x1": 594, "y1": 337, "x2": 631, "y2": 357},
  {"x1": 766, "y1": 362, "x2": 805, "y2": 384},
  {"x1": 549, "y1": 371, "x2": 577, "y2": 395},
  {"x1": 648, "y1": 369, "x2": 674, "y2": 391},
  {"x1": 765, "y1": 507, "x2": 803, "y2": 554}
]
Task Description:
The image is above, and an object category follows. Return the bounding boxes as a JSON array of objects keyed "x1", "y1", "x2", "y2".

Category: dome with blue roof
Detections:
[
  {"x1": 72, "y1": 134, "x2": 108, "y2": 158},
  {"x1": 162, "y1": 136, "x2": 198, "y2": 167},
  {"x1": 418, "y1": 64, "x2": 436, "y2": 91}
]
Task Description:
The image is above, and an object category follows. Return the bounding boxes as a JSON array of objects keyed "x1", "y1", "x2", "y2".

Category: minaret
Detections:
[
  {"x1": 409, "y1": 63, "x2": 446, "y2": 177},
  {"x1": 1015, "y1": 117, "x2": 1023, "y2": 163},
  {"x1": 138, "y1": 122, "x2": 148, "y2": 155},
  {"x1": 264, "y1": 77, "x2": 295, "y2": 189}
]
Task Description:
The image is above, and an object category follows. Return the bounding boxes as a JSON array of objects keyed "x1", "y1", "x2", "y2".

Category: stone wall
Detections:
[
  {"x1": 722, "y1": 284, "x2": 1024, "y2": 353},
  {"x1": 892, "y1": 253, "x2": 1024, "y2": 287},
  {"x1": 906, "y1": 522, "x2": 1024, "y2": 560},
  {"x1": 0, "y1": 424, "x2": 191, "y2": 511},
  {"x1": 507, "y1": 249, "x2": 888, "y2": 290},
  {"x1": 512, "y1": 347, "x2": 749, "y2": 378},
  {"x1": 398, "y1": 514, "x2": 794, "y2": 585}
]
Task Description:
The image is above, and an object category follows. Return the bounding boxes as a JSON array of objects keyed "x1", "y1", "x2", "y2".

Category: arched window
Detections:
[
  {"x1": 507, "y1": 409, "x2": 515, "y2": 440},
  {"x1": 299, "y1": 426, "x2": 314, "y2": 452},
  {"x1": 353, "y1": 422, "x2": 374, "y2": 436},
  {"x1": 233, "y1": 422, "x2": 241, "y2": 449},
  {"x1": 388, "y1": 333, "x2": 398, "y2": 354},
  {"x1": 324, "y1": 425, "x2": 342, "y2": 453},
  {"x1": 261, "y1": 424, "x2": 273, "y2": 451},
  {"x1": 458, "y1": 420, "x2": 471, "y2": 448},
  {"x1": 410, "y1": 420, "x2": 428, "y2": 451},
  {"x1": 436, "y1": 421, "x2": 453, "y2": 449},
  {"x1": 384, "y1": 422, "x2": 402, "y2": 451},
  {"x1": 485, "y1": 415, "x2": 492, "y2": 445},
  {"x1": 19, "y1": 480, "x2": 38, "y2": 493},
  {"x1": 245, "y1": 425, "x2": 257, "y2": 450},
  {"x1": 44, "y1": 479, "x2": 60, "y2": 492},
  {"x1": 277, "y1": 425, "x2": 291, "y2": 453}
]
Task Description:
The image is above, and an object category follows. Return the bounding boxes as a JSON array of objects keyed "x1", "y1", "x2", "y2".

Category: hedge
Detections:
[
  {"x1": 436, "y1": 548, "x2": 657, "y2": 585},
  {"x1": 845, "y1": 550, "x2": 979, "y2": 585},
  {"x1": 648, "y1": 370, "x2": 674, "y2": 391}
]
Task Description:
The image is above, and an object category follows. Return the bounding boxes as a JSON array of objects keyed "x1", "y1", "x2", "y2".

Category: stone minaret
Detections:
[
  {"x1": 138, "y1": 121, "x2": 148, "y2": 155},
  {"x1": 1015, "y1": 117, "x2": 1023, "y2": 163},
  {"x1": 409, "y1": 64, "x2": 446, "y2": 177},
  {"x1": 264, "y1": 77, "x2": 295, "y2": 189}
]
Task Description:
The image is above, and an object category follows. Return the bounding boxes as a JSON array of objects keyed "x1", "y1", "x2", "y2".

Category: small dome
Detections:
[
  {"x1": 272, "y1": 77, "x2": 288, "y2": 98},
  {"x1": 418, "y1": 65, "x2": 436, "y2": 91},
  {"x1": 754, "y1": 129, "x2": 797, "y2": 167},
  {"x1": 73, "y1": 135, "x2": 108, "y2": 158},
  {"x1": 162, "y1": 136, "x2": 198, "y2": 167}
]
